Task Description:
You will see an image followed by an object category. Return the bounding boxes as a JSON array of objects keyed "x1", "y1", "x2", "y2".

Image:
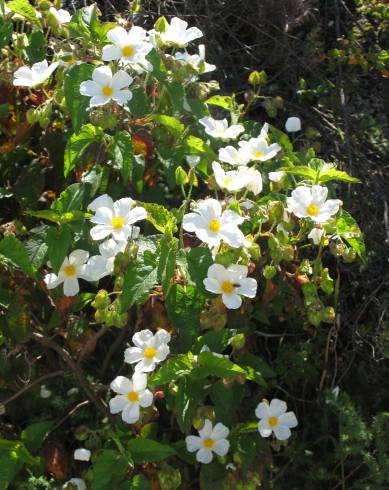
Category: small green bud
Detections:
[
  {"x1": 154, "y1": 16, "x2": 168, "y2": 33},
  {"x1": 249, "y1": 242, "x2": 261, "y2": 262},
  {"x1": 342, "y1": 248, "x2": 357, "y2": 263},
  {"x1": 329, "y1": 241, "x2": 346, "y2": 257},
  {"x1": 248, "y1": 70, "x2": 267, "y2": 86},
  {"x1": 231, "y1": 333, "x2": 245, "y2": 350},
  {"x1": 175, "y1": 165, "x2": 188, "y2": 185},
  {"x1": 263, "y1": 265, "x2": 277, "y2": 280},
  {"x1": 188, "y1": 168, "x2": 198, "y2": 187},
  {"x1": 274, "y1": 96, "x2": 284, "y2": 109},
  {"x1": 308, "y1": 309, "x2": 322, "y2": 327},
  {"x1": 74, "y1": 425, "x2": 89, "y2": 441},
  {"x1": 26, "y1": 109, "x2": 37, "y2": 125},
  {"x1": 268, "y1": 201, "x2": 284, "y2": 223},
  {"x1": 323, "y1": 307, "x2": 336, "y2": 323},
  {"x1": 93, "y1": 290, "x2": 110, "y2": 309},
  {"x1": 94, "y1": 309, "x2": 106, "y2": 324}
]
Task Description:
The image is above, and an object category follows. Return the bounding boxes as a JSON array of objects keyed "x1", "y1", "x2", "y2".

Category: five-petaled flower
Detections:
[
  {"x1": 109, "y1": 373, "x2": 153, "y2": 424},
  {"x1": 204, "y1": 263, "x2": 257, "y2": 309},
  {"x1": 49, "y1": 7, "x2": 72, "y2": 23},
  {"x1": 200, "y1": 116, "x2": 244, "y2": 140},
  {"x1": 158, "y1": 17, "x2": 203, "y2": 47},
  {"x1": 124, "y1": 329, "x2": 171, "y2": 373},
  {"x1": 174, "y1": 44, "x2": 216, "y2": 73},
  {"x1": 13, "y1": 60, "x2": 59, "y2": 87},
  {"x1": 80, "y1": 66, "x2": 133, "y2": 107},
  {"x1": 218, "y1": 145, "x2": 250, "y2": 166},
  {"x1": 255, "y1": 398, "x2": 298, "y2": 441},
  {"x1": 88, "y1": 194, "x2": 147, "y2": 242},
  {"x1": 286, "y1": 185, "x2": 341, "y2": 223},
  {"x1": 183, "y1": 198, "x2": 245, "y2": 249},
  {"x1": 185, "y1": 419, "x2": 230, "y2": 464},
  {"x1": 44, "y1": 250, "x2": 91, "y2": 297}
]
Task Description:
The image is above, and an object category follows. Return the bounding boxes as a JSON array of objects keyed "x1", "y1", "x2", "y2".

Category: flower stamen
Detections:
[{"x1": 208, "y1": 219, "x2": 221, "y2": 233}]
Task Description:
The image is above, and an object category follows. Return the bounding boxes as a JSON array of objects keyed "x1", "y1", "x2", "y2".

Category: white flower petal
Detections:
[
  {"x1": 132, "y1": 329, "x2": 154, "y2": 348},
  {"x1": 222, "y1": 293, "x2": 242, "y2": 309},
  {"x1": 92, "y1": 65, "x2": 112, "y2": 86},
  {"x1": 255, "y1": 402, "x2": 270, "y2": 420},
  {"x1": 124, "y1": 347, "x2": 144, "y2": 364},
  {"x1": 211, "y1": 423, "x2": 229, "y2": 440},
  {"x1": 121, "y1": 402, "x2": 140, "y2": 424},
  {"x1": 110, "y1": 375, "x2": 132, "y2": 395},
  {"x1": 63, "y1": 277, "x2": 79, "y2": 296},
  {"x1": 213, "y1": 439, "x2": 229, "y2": 456},
  {"x1": 273, "y1": 424, "x2": 291, "y2": 441},
  {"x1": 199, "y1": 419, "x2": 213, "y2": 439},
  {"x1": 269, "y1": 399, "x2": 287, "y2": 417},
  {"x1": 185, "y1": 435, "x2": 202, "y2": 452},
  {"x1": 112, "y1": 70, "x2": 133, "y2": 90},
  {"x1": 138, "y1": 389, "x2": 153, "y2": 408},
  {"x1": 109, "y1": 395, "x2": 128, "y2": 414},
  {"x1": 236, "y1": 277, "x2": 257, "y2": 298},
  {"x1": 196, "y1": 448, "x2": 213, "y2": 464},
  {"x1": 90, "y1": 224, "x2": 113, "y2": 241},
  {"x1": 278, "y1": 411, "x2": 298, "y2": 428},
  {"x1": 132, "y1": 372, "x2": 147, "y2": 392},
  {"x1": 44, "y1": 273, "x2": 63, "y2": 290},
  {"x1": 88, "y1": 194, "x2": 114, "y2": 212},
  {"x1": 258, "y1": 419, "x2": 272, "y2": 438}
]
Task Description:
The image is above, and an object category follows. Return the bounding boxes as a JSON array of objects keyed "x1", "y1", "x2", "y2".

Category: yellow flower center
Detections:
[
  {"x1": 144, "y1": 346, "x2": 157, "y2": 359},
  {"x1": 111, "y1": 216, "x2": 125, "y2": 230},
  {"x1": 254, "y1": 151, "x2": 264, "y2": 158},
  {"x1": 221, "y1": 280, "x2": 234, "y2": 294},
  {"x1": 122, "y1": 45, "x2": 134, "y2": 57},
  {"x1": 203, "y1": 437, "x2": 215, "y2": 449},
  {"x1": 127, "y1": 391, "x2": 139, "y2": 402},
  {"x1": 208, "y1": 219, "x2": 221, "y2": 233},
  {"x1": 306, "y1": 204, "x2": 319, "y2": 217},
  {"x1": 63, "y1": 265, "x2": 76, "y2": 277},
  {"x1": 102, "y1": 85, "x2": 113, "y2": 97},
  {"x1": 268, "y1": 416, "x2": 278, "y2": 428}
]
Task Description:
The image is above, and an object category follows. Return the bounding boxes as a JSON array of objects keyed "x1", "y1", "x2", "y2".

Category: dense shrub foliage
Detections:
[{"x1": 0, "y1": 1, "x2": 388, "y2": 489}]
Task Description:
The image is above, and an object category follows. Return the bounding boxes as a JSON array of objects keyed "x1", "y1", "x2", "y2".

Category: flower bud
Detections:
[
  {"x1": 263, "y1": 265, "x2": 277, "y2": 280},
  {"x1": 175, "y1": 165, "x2": 188, "y2": 185},
  {"x1": 231, "y1": 333, "x2": 245, "y2": 350},
  {"x1": 92, "y1": 289, "x2": 110, "y2": 309},
  {"x1": 322, "y1": 307, "x2": 336, "y2": 323},
  {"x1": 154, "y1": 16, "x2": 168, "y2": 32},
  {"x1": 74, "y1": 425, "x2": 89, "y2": 441},
  {"x1": 342, "y1": 248, "x2": 357, "y2": 263},
  {"x1": 94, "y1": 309, "x2": 106, "y2": 324},
  {"x1": 248, "y1": 70, "x2": 267, "y2": 86}
]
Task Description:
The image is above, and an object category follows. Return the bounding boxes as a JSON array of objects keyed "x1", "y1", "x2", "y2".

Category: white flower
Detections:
[
  {"x1": 86, "y1": 238, "x2": 127, "y2": 281},
  {"x1": 49, "y1": 7, "x2": 71, "y2": 24},
  {"x1": 285, "y1": 117, "x2": 301, "y2": 133},
  {"x1": 40, "y1": 385, "x2": 51, "y2": 399},
  {"x1": 102, "y1": 26, "x2": 153, "y2": 70},
  {"x1": 186, "y1": 155, "x2": 200, "y2": 168},
  {"x1": 44, "y1": 250, "x2": 91, "y2": 297},
  {"x1": 238, "y1": 137, "x2": 281, "y2": 163},
  {"x1": 13, "y1": 60, "x2": 59, "y2": 87},
  {"x1": 255, "y1": 399, "x2": 298, "y2": 440},
  {"x1": 185, "y1": 419, "x2": 230, "y2": 464},
  {"x1": 80, "y1": 66, "x2": 133, "y2": 108},
  {"x1": 212, "y1": 162, "x2": 249, "y2": 193},
  {"x1": 239, "y1": 167, "x2": 263, "y2": 195},
  {"x1": 82, "y1": 4, "x2": 95, "y2": 24},
  {"x1": 88, "y1": 194, "x2": 147, "y2": 242},
  {"x1": 124, "y1": 329, "x2": 171, "y2": 373},
  {"x1": 109, "y1": 373, "x2": 153, "y2": 424},
  {"x1": 63, "y1": 479, "x2": 86, "y2": 490},
  {"x1": 287, "y1": 185, "x2": 341, "y2": 223},
  {"x1": 183, "y1": 198, "x2": 245, "y2": 249},
  {"x1": 269, "y1": 171, "x2": 285, "y2": 182},
  {"x1": 204, "y1": 263, "x2": 257, "y2": 309},
  {"x1": 74, "y1": 448, "x2": 91, "y2": 462},
  {"x1": 308, "y1": 227, "x2": 325, "y2": 245},
  {"x1": 218, "y1": 145, "x2": 250, "y2": 166},
  {"x1": 67, "y1": 387, "x2": 79, "y2": 396},
  {"x1": 174, "y1": 44, "x2": 216, "y2": 73},
  {"x1": 159, "y1": 17, "x2": 203, "y2": 47},
  {"x1": 200, "y1": 117, "x2": 244, "y2": 140}
]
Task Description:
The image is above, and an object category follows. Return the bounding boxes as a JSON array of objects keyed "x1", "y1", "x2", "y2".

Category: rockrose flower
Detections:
[
  {"x1": 255, "y1": 398, "x2": 298, "y2": 441},
  {"x1": 286, "y1": 185, "x2": 341, "y2": 223},
  {"x1": 44, "y1": 250, "x2": 91, "y2": 297},
  {"x1": 185, "y1": 419, "x2": 230, "y2": 464},
  {"x1": 80, "y1": 66, "x2": 133, "y2": 107},
  {"x1": 200, "y1": 117, "x2": 244, "y2": 140},
  {"x1": 124, "y1": 329, "x2": 171, "y2": 373}
]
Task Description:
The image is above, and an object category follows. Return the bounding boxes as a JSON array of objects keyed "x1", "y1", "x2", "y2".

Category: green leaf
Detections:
[
  {"x1": 0, "y1": 451, "x2": 23, "y2": 490},
  {"x1": 0, "y1": 18, "x2": 13, "y2": 49},
  {"x1": 127, "y1": 438, "x2": 176, "y2": 464},
  {"x1": 109, "y1": 131, "x2": 135, "y2": 183},
  {"x1": 187, "y1": 247, "x2": 213, "y2": 293},
  {"x1": 151, "y1": 114, "x2": 184, "y2": 137},
  {"x1": 206, "y1": 95, "x2": 233, "y2": 110},
  {"x1": 141, "y1": 202, "x2": 177, "y2": 234},
  {"x1": 278, "y1": 166, "x2": 317, "y2": 180},
  {"x1": 52, "y1": 183, "x2": 89, "y2": 213},
  {"x1": 194, "y1": 329, "x2": 237, "y2": 354},
  {"x1": 146, "y1": 49, "x2": 167, "y2": 81},
  {"x1": 0, "y1": 235, "x2": 37, "y2": 279},
  {"x1": 191, "y1": 352, "x2": 246, "y2": 379},
  {"x1": 157, "y1": 236, "x2": 177, "y2": 296},
  {"x1": 318, "y1": 168, "x2": 360, "y2": 183},
  {"x1": 64, "y1": 64, "x2": 94, "y2": 133},
  {"x1": 25, "y1": 31, "x2": 46, "y2": 64},
  {"x1": 27, "y1": 209, "x2": 89, "y2": 224},
  {"x1": 127, "y1": 86, "x2": 149, "y2": 118},
  {"x1": 45, "y1": 226, "x2": 71, "y2": 273},
  {"x1": 336, "y1": 210, "x2": 366, "y2": 263},
  {"x1": 148, "y1": 353, "x2": 194, "y2": 386},
  {"x1": 64, "y1": 124, "x2": 103, "y2": 177},
  {"x1": 129, "y1": 475, "x2": 151, "y2": 490},
  {"x1": 119, "y1": 258, "x2": 158, "y2": 313},
  {"x1": 176, "y1": 377, "x2": 205, "y2": 432},
  {"x1": 237, "y1": 352, "x2": 275, "y2": 378},
  {"x1": 165, "y1": 284, "x2": 205, "y2": 352},
  {"x1": 7, "y1": 0, "x2": 41, "y2": 26},
  {"x1": 21, "y1": 421, "x2": 53, "y2": 453},
  {"x1": 210, "y1": 380, "x2": 246, "y2": 426},
  {"x1": 0, "y1": 439, "x2": 40, "y2": 466},
  {"x1": 185, "y1": 135, "x2": 216, "y2": 161},
  {"x1": 90, "y1": 450, "x2": 129, "y2": 490}
]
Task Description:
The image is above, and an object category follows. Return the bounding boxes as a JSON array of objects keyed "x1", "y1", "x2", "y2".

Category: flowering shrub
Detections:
[{"x1": 0, "y1": 2, "x2": 369, "y2": 489}]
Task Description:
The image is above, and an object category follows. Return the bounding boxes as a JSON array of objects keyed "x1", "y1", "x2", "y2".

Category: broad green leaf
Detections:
[
  {"x1": 0, "y1": 18, "x2": 13, "y2": 49},
  {"x1": 191, "y1": 351, "x2": 246, "y2": 379},
  {"x1": 64, "y1": 64, "x2": 94, "y2": 133},
  {"x1": 26, "y1": 209, "x2": 89, "y2": 224},
  {"x1": 148, "y1": 353, "x2": 194, "y2": 386},
  {"x1": 90, "y1": 449, "x2": 129, "y2": 490},
  {"x1": 64, "y1": 125, "x2": 103, "y2": 177},
  {"x1": 127, "y1": 86, "x2": 149, "y2": 118},
  {"x1": 237, "y1": 352, "x2": 275, "y2": 378},
  {"x1": 151, "y1": 114, "x2": 184, "y2": 137},
  {"x1": 119, "y1": 258, "x2": 158, "y2": 313},
  {"x1": 0, "y1": 439, "x2": 40, "y2": 466},
  {"x1": 0, "y1": 451, "x2": 23, "y2": 490},
  {"x1": 146, "y1": 49, "x2": 167, "y2": 81},
  {"x1": 25, "y1": 31, "x2": 46, "y2": 64},
  {"x1": 166, "y1": 284, "x2": 205, "y2": 352},
  {"x1": 210, "y1": 380, "x2": 246, "y2": 426},
  {"x1": 318, "y1": 168, "x2": 360, "y2": 183},
  {"x1": 45, "y1": 226, "x2": 71, "y2": 273},
  {"x1": 0, "y1": 235, "x2": 37, "y2": 279},
  {"x1": 141, "y1": 202, "x2": 177, "y2": 233},
  {"x1": 278, "y1": 166, "x2": 317, "y2": 180},
  {"x1": 206, "y1": 95, "x2": 233, "y2": 110},
  {"x1": 52, "y1": 183, "x2": 89, "y2": 213},
  {"x1": 176, "y1": 377, "x2": 205, "y2": 432},
  {"x1": 7, "y1": 0, "x2": 41, "y2": 26},
  {"x1": 185, "y1": 135, "x2": 216, "y2": 161},
  {"x1": 21, "y1": 421, "x2": 53, "y2": 452},
  {"x1": 193, "y1": 329, "x2": 237, "y2": 354},
  {"x1": 127, "y1": 438, "x2": 176, "y2": 464},
  {"x1": 129, "y1": 475, "x2": 151, "y2": 490},
  {"x1": 187, "y1": 247, "x2": 213, "y2": 293},
  {"x1": 13, "y1": 163, "x2": 45, "y2": 210},
  {"x1": 24, "y1": 229, "x2": 48, "y2": 269},
  {"x1": 109, "y1": 131, "x2": 135, "y2": 183},
  {"x1": 157, "y1": 236, "x2": 178, "y2": 296},
  {"x1": 336, "y1": 210, "x2": 366, "y2": 263}
]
